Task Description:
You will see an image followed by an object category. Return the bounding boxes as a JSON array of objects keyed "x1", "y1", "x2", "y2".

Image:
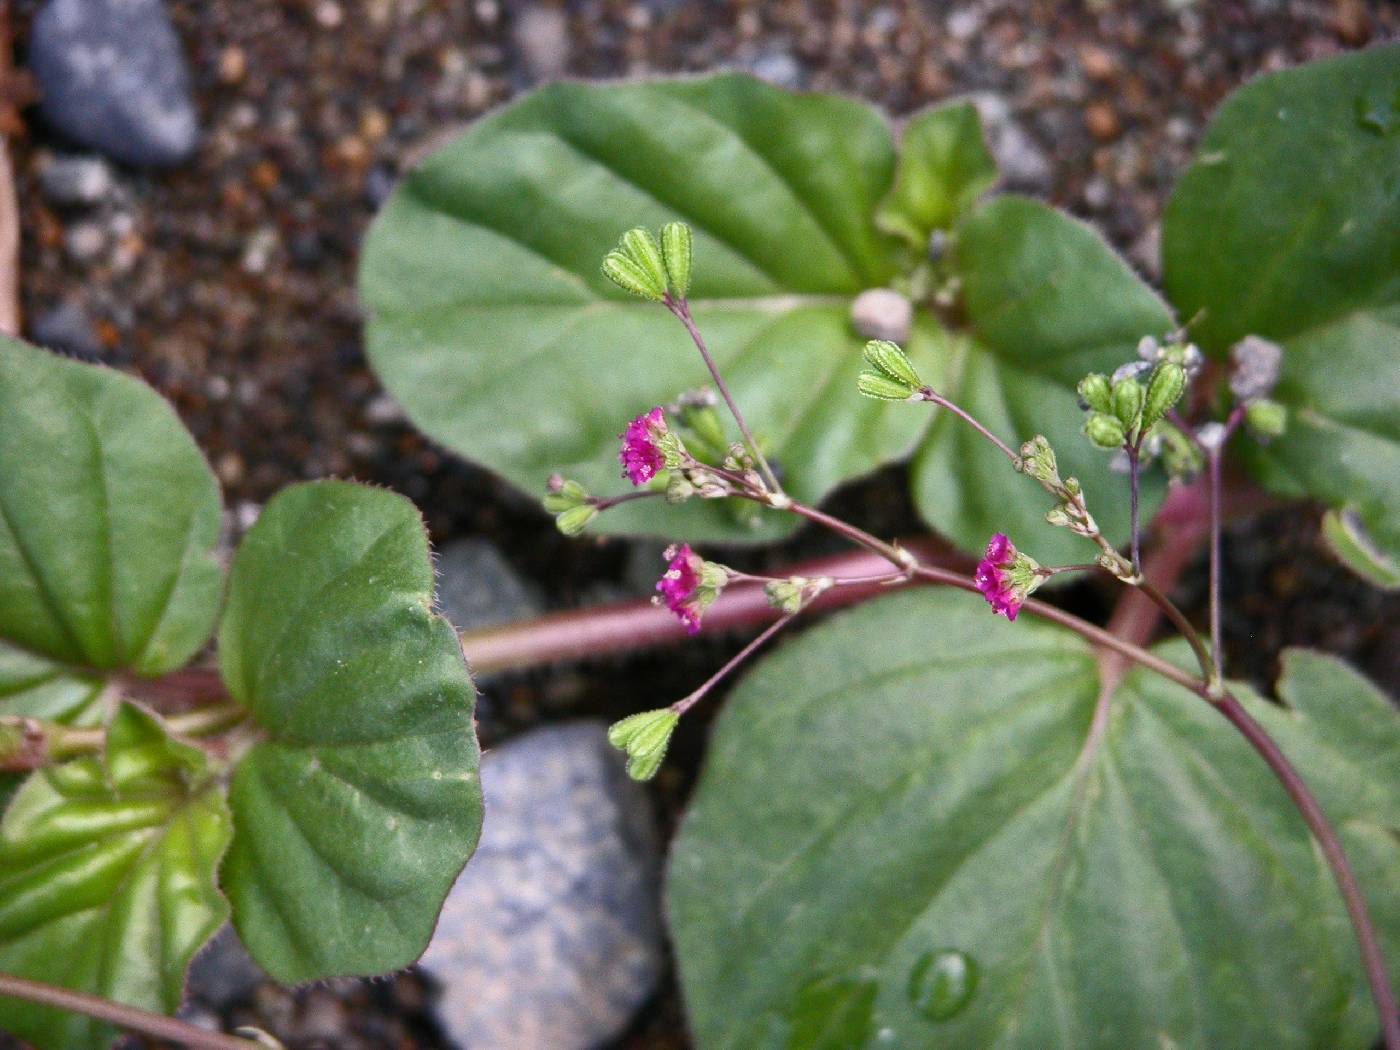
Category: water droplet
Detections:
[
  {"x1": 907, "y1": 950, "x2": 978, "y2": 1022},
  {"x1": 1354, "y1": 92, "x2": 1400, "y2": 136},
  {"x1": 785, "y1": 974, "x2": 877, "y2": 1049}
]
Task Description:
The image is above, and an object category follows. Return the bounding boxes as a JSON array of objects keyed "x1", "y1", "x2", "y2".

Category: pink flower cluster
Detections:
[
  {"x1": 657, "y1": 543, "x2": 704, "y2": 634},
  {"x1": 975, "y1": 532, "x2": 1023, "y2": 621},
  {"x1": 619, "y1": 407, "x2": 668, "y2": 485}
]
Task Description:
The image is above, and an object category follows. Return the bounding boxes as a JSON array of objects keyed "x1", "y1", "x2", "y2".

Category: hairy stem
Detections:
[
  {"x1": 1212, "y1": 695, "x2": 1400, "y2": 1050},
  {"x1": 1127, "y1": 440, "x2": 1143, "y2": 577},
  {"x1": 668, "y1": 297, "x2": 783, "y2": 494},
  {"x1": 917, "y1": 387, "x2": 1021, "y2": 464},
  {"x1": 1208, "y1": 405, "x2": 1247, "y2": 674},
  {"x1": 671, "y1": 613, "x2": 796, "y2": 715},
  {"x1": 1132, "y1": 580, "x2": 1218, "y2": 689},
  {"x1": 0, "y1": 972, "x2": 260, "y2": 1049}
]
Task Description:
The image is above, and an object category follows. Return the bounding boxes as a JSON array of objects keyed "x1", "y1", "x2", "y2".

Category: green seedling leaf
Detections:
[
  {"x1": 0, "y1": 337, "x2": 222, "y2": 678},
  {"x1": 218, "y1": 481, "x2": 482, "y2": 983},
  {"x1": 0, "y1": 703, "x2": 232, "y2": 1050},
  {"x1": 360, "y1": 74, "x2": 945, "y2": 543},
  {"x1": 1163, "y1": 44, "x2": 1400, "y2": 570},
  {"x1": 876, "y1": 99, "x2": 997, "y2": 247},
  {"x1": 913, "y1": 197, "x2": 1172, "y2": 563},
  {"x1": 669, "y1": 589, "x2": 1400, "y2": 1049}
]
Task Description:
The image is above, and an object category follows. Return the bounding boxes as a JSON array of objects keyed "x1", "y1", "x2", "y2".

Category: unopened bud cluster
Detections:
[
  {"x1": 1078, "y1": 357, "x2": 1185, "y2": 452},
  {"x1": 764, "y1": 575, "x2": 834, "y2": 615},
  {"x1": 856, "y1": 340, "x2": 925, "y2": 402},
  {"x1": 602, "y1": 223, "x2": 692, "y2": 301},
  {"x1": 542, "y1": 475, "x2": 597, "y2": 536}
]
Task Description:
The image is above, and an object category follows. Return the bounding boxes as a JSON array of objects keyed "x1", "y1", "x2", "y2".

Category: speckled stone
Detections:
[
  {"x1": 420, "y1": 722, "x2": 665, "y2": 1050},
  {"x1": 30, "y1": 0, "x2": 199, "y2": 167}
]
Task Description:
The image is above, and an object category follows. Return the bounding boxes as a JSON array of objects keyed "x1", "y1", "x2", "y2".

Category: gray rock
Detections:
[
  {"x1": 421, "y1": 722, "x2": 665, "y2": 1050},
  {"x1": 968, "y1": 93, "x2": 1053, "y2": 193},
  {"x1": 434, "y1": 538, "x2": 540, "y2": 633},
  {"x1": 748, "y1": 50, "x2": 804, "y2": 89},
  {"x1": 63, "y1": 221, "x2": 106, "y2": 263},
  {"x1": 184, "y1": 924, "x2": 267, "y2": 1011},
  {"x1": 38, "y1": 154, "x2": 115, "y2": 207},
  {"x1": 30, "y1": 0, "x2": 199, "y2": 168},
  {"x1": 30, "y1": 301, "x2": 103, "y2": 358},
  {"x1": 850, "y1": 288, "x2": 913, "y2": 344},
  {"x1": 513, "y1": 6, "x2": 570, "y2": 84}
]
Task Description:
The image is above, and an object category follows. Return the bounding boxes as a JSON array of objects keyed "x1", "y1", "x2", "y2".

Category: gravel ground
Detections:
[{"x1": 7, "y1": 1, "x2": 1400, "y2": 1047}]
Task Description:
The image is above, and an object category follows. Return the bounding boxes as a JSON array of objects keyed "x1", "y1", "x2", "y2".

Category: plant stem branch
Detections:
[
  {"x1": 1208, "y1": 405, "x2": 1247, "y2": 674},
  {"x1": 1127, "y1": 439, "x2": 1143, "y2": 577},
  {"x1": 1132, "y1": 580, "x2": 1218, "y2": 688},
  {"x1": 918, "y1": 387, "x2": 1021, "y2": 464},
  {"x1": 1211, "y1": 694, "x2": 1400, "y2": 1050},
  {"x1": 671, "y1": 613, "x2": 796, "y2": 715},
  {"x1": 591, "y1": 489, "x2": 661, "y2": 512},
  {"x1": 0, "y1": 972, "x2": 260, "y2": 1049},
  {"x1": 668, "y1": 297, "x2": 783, "y2": 494}
]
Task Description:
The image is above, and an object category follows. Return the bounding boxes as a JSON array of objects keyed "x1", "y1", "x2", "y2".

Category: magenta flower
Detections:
[
  {"x1": 657, "y1": 543, "x2": 704, "y2": 633},
  {"x1": 974, "y1": 532, "x2": 1040, "y2": 621},
  {"x1": 619, "y1": 407, "x2": 670, "y2": 485},
  {"x1": 655, "y1": 543, "x2": 730, "y2": 634}
]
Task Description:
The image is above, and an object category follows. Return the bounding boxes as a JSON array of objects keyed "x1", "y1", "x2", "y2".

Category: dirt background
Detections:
[{"x1": 7, "y1": 1, "x2": 1400, "y2": 1047}]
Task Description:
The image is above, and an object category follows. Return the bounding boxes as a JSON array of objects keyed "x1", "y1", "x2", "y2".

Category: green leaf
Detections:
[
  {"x1": 876, "y1": 100, "x2": 997, "y2": 248},
  {"x1": 0, "y1": 338, "x2": 222, "y2": 675},
  {"x1": 1162, "y1": 45, "x2": 1400, "y2": 564},
  {"x1": 912, "y1": 197, "x2": 1173, "y2": 562},
  {"x1": 1321, "y1": 508, "x2": 1400, "y2": 590},
  {"x1": 0, "y1": 639, "x2": 104, "y2": 725},
  {"x1": 360, "y1": 73, "x2": 945, "y2": 543},
  {"x1": 0, "y1": 703, "x2": 231, "y2": 1050},
  {"x1": 667, "y1": 589, "x2": 1400, "y2": 1049},
  {"x1": 218, "y1": 481, "x2": 482, "y2": 983}
]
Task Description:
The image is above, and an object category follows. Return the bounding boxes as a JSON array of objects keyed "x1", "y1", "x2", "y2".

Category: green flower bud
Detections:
[
  {"x1": 857, "y1": 370, "x2": 917, "y2": 402},
  {"x1": 1112, "y1": 377, "x2": 1144, "y2": 432},
  {"x1": 542, "y1": 479, "x2": 589, "y2": 514},
  {"x1": 1044, "y1": 506, "x2": 1073, "y2": 529},
  {"x1": 1084, "y1": 412, "x2": 1126, "y2": 449},
  {"x1": 602, "y1": 250, "x2": 666, "y2": 301},
  {"x1": 1142, "y1": 361, "x2": 1186, "y2": 431},
  {"x1": 862, "y1": 339, "x2": 923, "y2": 389},
  {"x1": 554, "y1": 504, "x2": 597, "y2": 537},
  {"x1": 666, "y1": 471, "x2": 696, "y2": 504},
  {"x1": 1159, "y1": 424, "x2": 1204, "y2": 479},
  {"x1": 607, "y1": 708, "x2": 680, "y2": 781},
  {"x1": 1077, "y1": 373, "x2": 1113, "y2": 413},
  {"x1": 1017, "y1": 436, "x2": 1060, "y2": 486},
  {"x1": 660, "y1": 221, "x2": 693, "y2": 298},
  {"x1": 677, "y1": 400, "x2": 728, "y2": 458},
  {"x1": 1245, "y1": 398, "x2": 1286, "y2": 439},
  {"x1": 620, "y1": 226, "x2": 667, "y2": 290},
  {"x1": 763, "y1": 575, "x2": 833, "y2": 615}
]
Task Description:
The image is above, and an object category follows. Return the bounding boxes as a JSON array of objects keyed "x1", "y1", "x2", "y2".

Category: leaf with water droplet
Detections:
[
  {"x1": 785, "y1": 974, "x2": 877, "y2": 1050},
  {"x1": 668, "y1": 590, "x2": 1400, "y2": 1048},
  {"x1": 907, "y1": 950, "x2": 978, "y2": 1022}
]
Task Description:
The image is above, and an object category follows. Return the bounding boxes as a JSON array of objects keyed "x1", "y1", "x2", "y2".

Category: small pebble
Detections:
[
  {"x1": 29, "y1": 0, "x2": 199, "y2": 167},
  {"x1": 38, "y1": 154, "x2": 115, "y2": 207},
  {"x1": 64, "y1": 222, "x2": 106, "y2": 263}
]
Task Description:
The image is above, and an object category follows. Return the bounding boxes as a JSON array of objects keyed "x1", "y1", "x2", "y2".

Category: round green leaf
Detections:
[
  {"x1": 1163, "y1": 45, "x2": 1400, "y2": 565},
  {"x1": 0, "y1": 338, "x2": 222, "y2": 675},
  {"x1": 912, "y1": 197, "x2": 1172, "y2": 563},
  {"x1": 0, "y1": 703, "x2": 232, "y2": 1050},
  {"x1": 360, "y1": 74, "x2": 945, "y2": 543},
  {"x1": 875, "y1": 99, "x2": 997, "y2": 247},
  {"x1": 667, "y1": 589, "x2": 1400, "y2": 1049},
  {"x1": 0, "y1": 639, "x2": 104, "y2": 726},
  {"x1": 218, "y1": 481, "x2": 482, "y2": 983}
]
